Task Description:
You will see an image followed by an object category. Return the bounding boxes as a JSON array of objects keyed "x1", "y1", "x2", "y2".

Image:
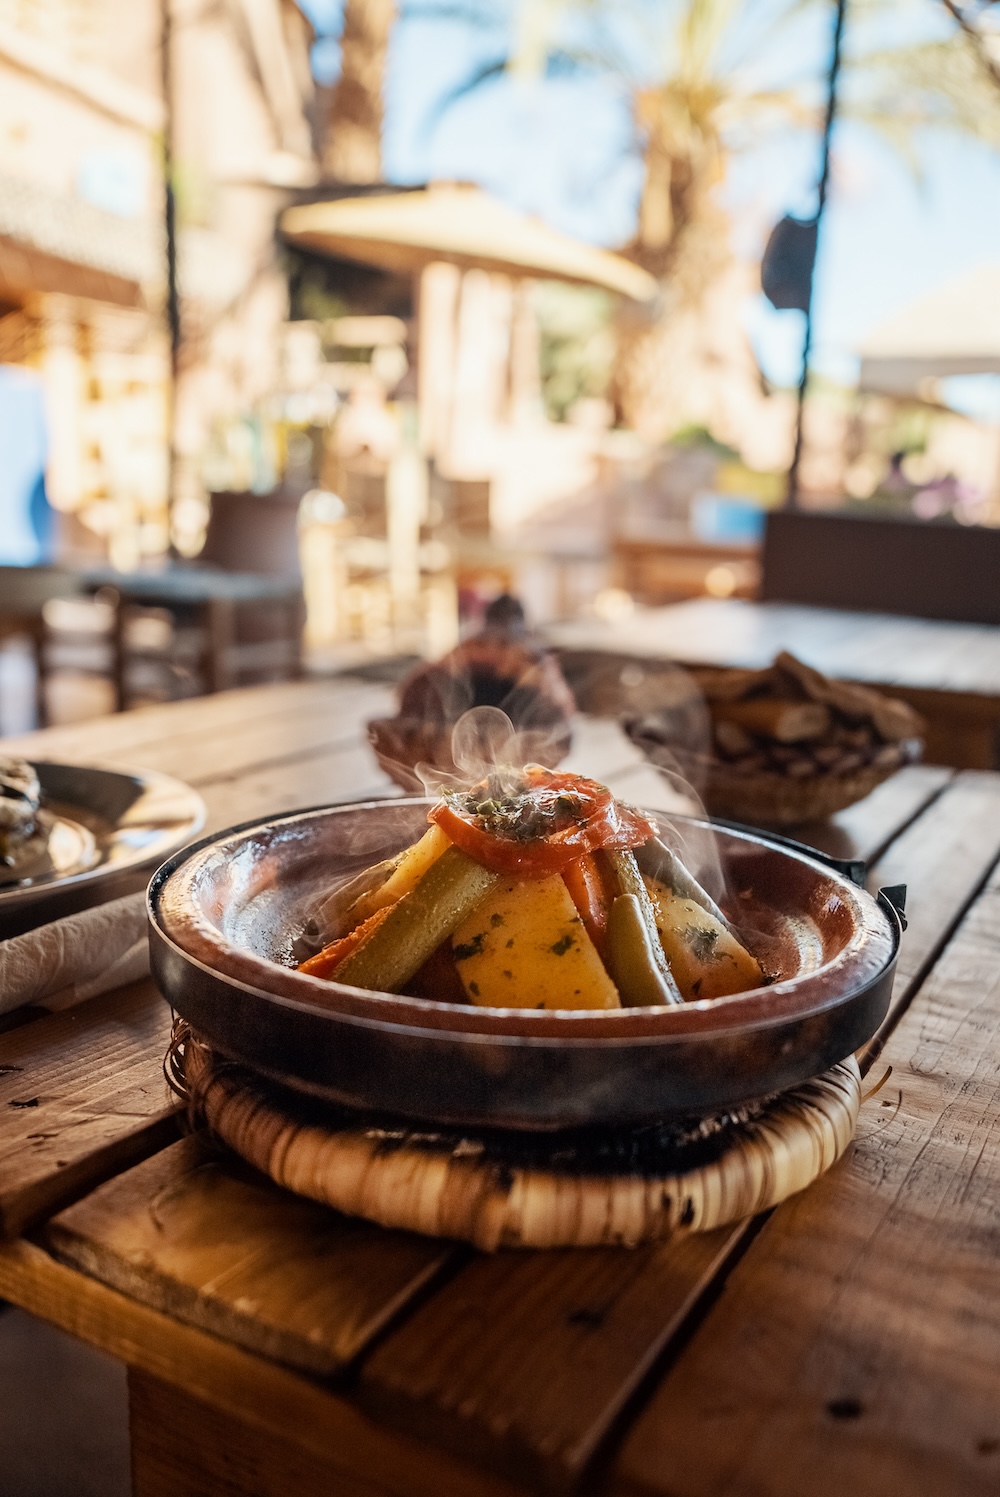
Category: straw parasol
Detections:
[
  {"x1": 280, "y1": 182, "x2": 658, "y2": 302},
  {"x1": 859, "y1": 263, "x2": 1000, "y2": 398}
]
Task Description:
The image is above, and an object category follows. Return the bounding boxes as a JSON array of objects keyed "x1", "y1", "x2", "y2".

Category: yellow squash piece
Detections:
[
  {"x1": 644, "y1": 878, "x2": 763, "y2": 1001},
  {"x1": 450, "y1": 875, "x2": 621, "y2": 1011},
  {"x1": 349, "y1": 823, "x2": 451, "y2": 924}
]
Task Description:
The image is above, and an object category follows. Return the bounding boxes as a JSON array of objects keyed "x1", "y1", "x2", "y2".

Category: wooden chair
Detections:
[
  {"x1": 762, "y1": 508, "x2": 1000, "y2": 625},
  {"x1": 0, "y1": 565, "x2": 82, "y2": 727}
]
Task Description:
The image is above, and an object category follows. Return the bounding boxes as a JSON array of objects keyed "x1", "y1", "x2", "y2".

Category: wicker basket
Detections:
[
  {"x1": 703, "y1": 759, "x2": 899, "y2": 827},
  {"x1": 367, "y1": 716, "x2": 572, "y2": 792}
]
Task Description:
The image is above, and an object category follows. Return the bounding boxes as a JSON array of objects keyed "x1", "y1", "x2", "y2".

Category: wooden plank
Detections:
[
  {"x1": 548, "y1": 601, "x2": 1000, "y2": 696},
  {"x1": 612, "y1": 858, "x2": 1000, "y2": 1497},
  {"x1": 3, "y1": 680, "x2": 347, "y2": 763},
  {"x1": 3, "y1": 678, "x2": 394, "y2": 789},
  {"x1": 360, "y1": 1231, "x2": 740, "y2": 1491},
  {"x1": 47, "y1": 1134, "x2": 456, "y2": 1378},
  {"x1": 864, "y1": 772, "x2": 1000, "y2": 1019},
  {"x1": 103, "y1": 681, "x2": 394, "y2": 788},
  {"x1": 799, "y1": 763, "x2": 951, "y2": 866},
  {"x1": 0, "y1": 1237, "x2": 523, "y2": 1497},
  {"x1": 130, "y1": 1370, "x2": 391, "y2": 1497},
  {"x1": 197, "y1": 737, "x2": 399, "y2": 834},
  {"x1": 0, "y1": 979, "x2": 178, "y2": 1237}
]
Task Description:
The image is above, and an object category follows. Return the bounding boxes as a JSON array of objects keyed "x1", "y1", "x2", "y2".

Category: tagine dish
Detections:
[
  {"x1": 295, "y1": 767, "x2": 764, "y2": 1012},
  {"x1": 150, "y1": 768, "x2": 901, "y2": 1136},
  {"x1": 152, "y1": 761, "x2": 903, "y2": 1247}
]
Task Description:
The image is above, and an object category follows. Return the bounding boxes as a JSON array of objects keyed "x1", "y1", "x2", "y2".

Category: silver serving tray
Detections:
[{"x1": 0, "y1": 762, "x2": 205, "y2": 939}]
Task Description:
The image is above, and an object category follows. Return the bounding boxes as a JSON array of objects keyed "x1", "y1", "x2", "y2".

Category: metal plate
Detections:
[
  {"x1": 149, "y1": 801, "x2": 901, "y2": 1131},
  {"x1": 0, "y1": 763, "x2": 205, "y2": 939}
]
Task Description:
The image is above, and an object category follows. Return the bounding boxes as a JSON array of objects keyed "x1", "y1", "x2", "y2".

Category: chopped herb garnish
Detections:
[
  {"x1": 549, "y1": 933, "x2": 575, "y2": 956},
  {"x1": 443, "y1": 773, "x2": 589, "y2": 845},
  {"x1": 453, "y1": 932, "x2": 487, "y2": 962},
  {"x1": 686, "y1": 926, "x2": 719, "y2": 962}
]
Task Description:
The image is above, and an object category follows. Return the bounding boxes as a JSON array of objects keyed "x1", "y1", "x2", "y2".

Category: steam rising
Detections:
[
  {"x1": 405, "y1": 701, "x2": 731, "y2": 913},
  {"x1": 414, "y1": 706, "x2": 562, "y2": 798}
]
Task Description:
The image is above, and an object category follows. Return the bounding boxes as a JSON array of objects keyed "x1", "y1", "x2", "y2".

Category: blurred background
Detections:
[{"x1": 1, "y1": 0, "x2": 999, "y2": 733}]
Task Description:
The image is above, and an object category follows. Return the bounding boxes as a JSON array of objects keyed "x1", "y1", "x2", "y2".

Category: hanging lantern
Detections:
[{"x1": 761, "y1": 215, "x2": 818, "y2": 313}]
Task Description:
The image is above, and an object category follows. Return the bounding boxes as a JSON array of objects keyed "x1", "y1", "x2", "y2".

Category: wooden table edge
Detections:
[{"x1": 0, "y1": 1237, "x2": 523, "y2": 1497}]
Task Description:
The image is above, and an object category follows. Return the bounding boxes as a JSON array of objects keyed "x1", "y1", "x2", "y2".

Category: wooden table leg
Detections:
[
  {"x1": 128, "y1": 1369, "x2": 379, "y2": 1497},
  {"x1": 29, "y1": 620, "x2": 47, "y2": 729},
  {"x1": 111, "y1": 593, "x2": 128, "y2": 713},
  {"x1": 287, "y1": 595, "x2": 304, "y2": 680},
  {"x1": 204, "y1": 599, "x2": 237, "y2": 695}
]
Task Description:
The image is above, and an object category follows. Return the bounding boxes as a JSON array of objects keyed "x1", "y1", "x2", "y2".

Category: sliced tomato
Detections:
[{"x1": 429, "y1": 767, "x2": 654, "y2": 879}]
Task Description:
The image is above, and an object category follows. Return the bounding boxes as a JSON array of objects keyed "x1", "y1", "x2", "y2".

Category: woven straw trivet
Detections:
[{"x1": 175, "y1": 1032, "x2": 860, "y2": 1251}]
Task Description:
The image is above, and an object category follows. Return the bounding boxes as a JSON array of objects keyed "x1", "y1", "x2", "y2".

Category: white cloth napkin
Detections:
[{"x1": 0, "y1": 891, "x2": 150, "y2": 1016}]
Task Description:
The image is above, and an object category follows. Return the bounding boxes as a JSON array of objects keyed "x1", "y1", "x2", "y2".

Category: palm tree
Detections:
[
  {"x1": 424, "y1": 0, "x2": 1000, "y2": 440},
  {"x1": 323, "y1": 0, "x2": 398, "y2": 183}
]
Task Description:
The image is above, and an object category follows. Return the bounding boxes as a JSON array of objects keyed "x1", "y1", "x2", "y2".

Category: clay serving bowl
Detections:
[{"x1": 148, "y1": 799, "x2": 902, "y2": 1131}]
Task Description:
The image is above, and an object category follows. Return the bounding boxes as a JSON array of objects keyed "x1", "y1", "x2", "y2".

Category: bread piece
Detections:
[
  {"x1": 775, "y1": 652, "x2": 922, "y2": 742},
  {"x1": 716, "y1": 699, "x2": 830, "y2": 744},
  {"x1": 690, "y1": 667, "x2": 780, "y2": 703}
]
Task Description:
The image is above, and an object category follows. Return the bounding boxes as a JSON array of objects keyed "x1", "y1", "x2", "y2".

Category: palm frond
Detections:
[
  {"x1": 400, "y1": 0, "x2": 506, "y2": 26},
  {"x1": 421, "y1": 55, "x2": 510, "y2": 136},
  {"x1": 840, "y1": 104, "x2": 928, "y2": 179},
  {"x1": 847, "y1": 35, "x2": 1000, "y2": 144},
  {"x1": 676, "y1": 0, "x2": 741, "y2": 84},
  {"x1": 421, "y1": 39, "x2": 632, "y2": 141}
]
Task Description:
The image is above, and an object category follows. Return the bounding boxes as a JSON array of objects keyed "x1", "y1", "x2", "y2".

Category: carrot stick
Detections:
[
  {"x1": 562, "y1": 853, "x2": 609, "y2": 954},
  {"x1": 298, "y1": 904, "x2": 392, "y2": 979}
]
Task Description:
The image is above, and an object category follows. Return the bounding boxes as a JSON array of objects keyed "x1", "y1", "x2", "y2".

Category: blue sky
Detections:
[{"x1": 304, "y1": 1, "x2": 1000, "y2": 399}]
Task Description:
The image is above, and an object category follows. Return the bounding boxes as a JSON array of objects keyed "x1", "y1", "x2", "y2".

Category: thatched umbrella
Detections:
[
  {"x1": 280, "y1": 183, "x2": 658, "y2": 302},
  {"x1": 859, "y1": 264, "x2": 1000, "y2": 399}
]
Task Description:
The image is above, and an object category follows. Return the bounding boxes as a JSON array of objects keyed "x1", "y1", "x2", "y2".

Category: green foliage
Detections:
[
  {"x1": 670, "y1": 424, "x2": 740, "y2": 459},
  {"x1": 536, "y1": 282, "x2": 616, "y2": 420},
  {"x1": 171, "y1": 159, "x2": 215, "y2": 229}
]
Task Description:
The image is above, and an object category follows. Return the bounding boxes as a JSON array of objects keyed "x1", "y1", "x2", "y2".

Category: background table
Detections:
[
  {"x1": 82, "y1": 566, "x2": 304, "y2": 708},
  {"x1": 2, "y1": 678, "x2": 1000, "y2": 1497},
  {"x1": 547, "y1": 597, "x2": 1000, "y2": 770}
]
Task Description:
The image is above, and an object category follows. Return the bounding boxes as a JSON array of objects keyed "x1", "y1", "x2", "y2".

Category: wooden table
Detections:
[
  {"x1": 612, "y1": 537, "x2": 759, "y2": 607},
  {"x1": 82, "y1": 566, "x2": 303, "y2": 708},
  {"x1": 547, "y1": 597, "x2": 1000, "y2": 770},
  {"x1": 2, "y1": 679, "x2": 1000, "y2": 1497}
]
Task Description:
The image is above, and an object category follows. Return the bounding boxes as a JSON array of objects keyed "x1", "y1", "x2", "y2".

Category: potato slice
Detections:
[
  {"x1": 644, "y1": 878, "x2": 763, "y2": 1001},
  {"x1": 350, "y1": 823, "x2": 451, "y2": 924},
  {"x1": 450, "y1": 875, "x2": 621, "y2": 1011}
]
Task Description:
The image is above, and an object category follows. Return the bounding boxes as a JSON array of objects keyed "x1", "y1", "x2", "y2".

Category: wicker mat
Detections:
[{"x1": 177, "y1": 1034, "x2": 861, "y2": 1251}]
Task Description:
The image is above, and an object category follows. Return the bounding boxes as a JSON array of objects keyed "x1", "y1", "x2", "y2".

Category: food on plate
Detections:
[
  {"x1": 367, "y1": 595, "x2": 576, "y2": 790},
  {"x1": 0, "y1": 756, "x2": 41, "y2": 864},
  {"x1": 297, "y1": 768, "x2": 763, "y2": 1010}
]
